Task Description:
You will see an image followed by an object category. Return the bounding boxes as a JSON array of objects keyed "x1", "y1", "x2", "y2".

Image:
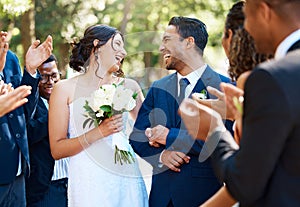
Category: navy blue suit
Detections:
[
  {"x1": 0, "y1": 50, "x2": 39, "y2": 206},
  {"x1": 25, "y1": 98, "x2": 55, "y2": 205},
  {"x1": 130, "y1": 66, "x2": 233, "y2": 207},
  {"x1": 0, "y1": 50, "x2": 39, "y2": 185}
]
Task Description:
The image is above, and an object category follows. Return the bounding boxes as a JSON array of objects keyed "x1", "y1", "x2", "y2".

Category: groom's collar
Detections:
[{"x1": 177, "y1": 64, "x2": 207, "y2": 87}]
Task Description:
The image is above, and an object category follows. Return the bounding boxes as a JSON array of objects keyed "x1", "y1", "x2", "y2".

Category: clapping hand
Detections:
[
  {"x1": 0, "y1": 81, "x2": 13, "y2": 95},
  {"x1": 0, "y1": 83, "x2": 32, "y2": 117},
  {"x1": 192, "y1": 86, "x2": 235, "y2": 120},
  {"x1": 25, "y1": 35, "x2": 53, "y2": 75},
  {"x1": 179, "y1": 98, "x2": 224, "y2": 140},
  {"x1": 220, "y1": 83, "x2": 244, "y2": 121}
]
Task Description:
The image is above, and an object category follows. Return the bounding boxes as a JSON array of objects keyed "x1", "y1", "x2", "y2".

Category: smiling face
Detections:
[
  {"x1": 99, "y1": 33, "x2": 127, "y2": 74},
  {"x1": 38, "y1": 61, "x2": 60, "y2": 100},
  {"x1": 159, "y1": 25, "x2": 186, "y2": 71}
]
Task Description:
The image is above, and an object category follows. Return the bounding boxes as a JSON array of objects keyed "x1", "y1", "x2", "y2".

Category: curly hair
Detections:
[
  {"x1": 226, "y1": 2, "x2": 273, "y2": 81},
  {"x1": 69, "y1": 24, "x2": 124, "y2": 77},
  {"x1": 224, "y1": 1, "x2": 245, "y2": 39}
]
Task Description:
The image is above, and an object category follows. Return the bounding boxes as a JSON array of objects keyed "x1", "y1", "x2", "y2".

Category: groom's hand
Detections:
[
  {"x1": 146, "y1": 125, "x2": 169, "y2": 145},
  {"x1": 161, "y1": 150, "x2": 190, "y2": 172}
]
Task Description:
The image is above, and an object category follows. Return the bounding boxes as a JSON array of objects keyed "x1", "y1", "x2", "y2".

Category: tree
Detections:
[{"x1": 3, "y1": 0, "x2": 236, "y2": 88}]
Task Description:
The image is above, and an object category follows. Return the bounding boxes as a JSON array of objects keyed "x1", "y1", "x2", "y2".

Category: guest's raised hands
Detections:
[
  {"x1": 0, "y1": 84, "x2": 32, "y2": 117},
  {"x1": 0, "y1": 80, "x2": 13, "y2": 95},
  {"x1": 192, "y1": 86, "x2": 236, "y2": 120},
  {"x1": 0, "y1": 31, "x2": 9, "y2": 72},
  {"x1": 220, "y1": 83, "x2": 244, "y2": 121},
  {"x1": 179, "y1": 98, "x2": 225, "y2": 140},
  {"x1": 25, "y1": 35, "x2": 53, "y2": 74}
]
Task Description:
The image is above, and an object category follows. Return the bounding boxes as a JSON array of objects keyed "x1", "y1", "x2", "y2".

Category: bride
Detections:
[{"x1": 49, "y1": 24, "x2": 148, "y2": 207}]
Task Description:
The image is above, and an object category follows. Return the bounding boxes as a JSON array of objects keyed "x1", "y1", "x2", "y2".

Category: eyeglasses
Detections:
[{"x1": 40, "y1": 72, "x2": 60, "y2": 83}]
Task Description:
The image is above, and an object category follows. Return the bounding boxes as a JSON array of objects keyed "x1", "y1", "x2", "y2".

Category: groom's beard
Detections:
[{"x1": 165, "y1": 57, "x2": 186, "y2": 71}]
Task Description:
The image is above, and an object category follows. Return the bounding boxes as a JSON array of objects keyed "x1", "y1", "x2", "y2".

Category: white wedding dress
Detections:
[{"x1": 67, "y1": 98, "x2": 148, "y2": 207}]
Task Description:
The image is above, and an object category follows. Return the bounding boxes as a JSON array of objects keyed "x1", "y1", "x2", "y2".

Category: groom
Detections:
[{"x1": 130, "y1": 16, "x2": 233, "y2": 207}]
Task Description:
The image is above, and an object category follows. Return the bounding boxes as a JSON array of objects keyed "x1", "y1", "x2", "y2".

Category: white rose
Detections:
[
  {"x1": 90, "y1": 85, "x2": 116, "y2": 111},
  {"x1": 100, "y1": 84, "x2": 116, "y2": 105},
  {"x1": 96, "y1": 110, "x2": 104, "y2": 118},
  {"x1": 113, "y1": 86, "x2": 134, "y2": 111}
]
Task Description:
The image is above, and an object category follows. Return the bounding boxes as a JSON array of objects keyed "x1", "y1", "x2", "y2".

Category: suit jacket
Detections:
[
  {"x1": 0, "y1": 51, "x2": 39, "y2": 184},
  {"x1": 130, "y1": 65, "x2": 233, "y2": 207},
  {"x1": 25, "y1": 97, "x2": 55, "y2": 204},
  {"x1": 210, "y1": 42, "x2": 300, "y2": 207}
]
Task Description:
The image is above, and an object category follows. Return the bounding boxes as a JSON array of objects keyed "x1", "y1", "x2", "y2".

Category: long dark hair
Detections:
[
  {"x1": 69, "y1": 24, "x2": 124, "y2": 77},
  {"x1": 226, "y1": 1, "x2": 273, "y2": 81}
]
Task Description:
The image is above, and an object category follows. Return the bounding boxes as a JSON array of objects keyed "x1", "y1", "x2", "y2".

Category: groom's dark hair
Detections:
[{"x1": 168, "y1": 16, "x2": 208, "y2": 55}]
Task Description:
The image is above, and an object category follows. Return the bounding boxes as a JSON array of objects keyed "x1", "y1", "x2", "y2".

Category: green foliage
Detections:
[
  {"x1": 0, "y1": 0, "x2": 32, "y2": 17},
  {"x1": 5, "y1": 0, "x2": 237, "y2": 86}
]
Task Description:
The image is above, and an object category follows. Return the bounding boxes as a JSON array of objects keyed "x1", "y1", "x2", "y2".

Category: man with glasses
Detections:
[
  {"x1": 25, "y1": 54, "x2": 68, "y2": 207},
  {"x1": 180, "y1": 0, "x2": 300, "y2": 206}
]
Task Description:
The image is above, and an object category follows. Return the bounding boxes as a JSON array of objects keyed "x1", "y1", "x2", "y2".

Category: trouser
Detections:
[
  {"x1": 27, "y1": 178, "x2": 68, "y2": 207},
  {"x1": 0, "y1": 174, "x2": 26, "y2": 207}
]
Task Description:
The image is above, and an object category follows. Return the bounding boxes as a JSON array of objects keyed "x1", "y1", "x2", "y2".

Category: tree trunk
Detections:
[
  {"x1": 119, "y1": 0, "x2": 132, "y2": 34},
  {"x1": 57, "y1": 42, "x2": 70, "y2": 79},
  {"x1": 20, "y1": 5, "x2": 35, "y2": 65}
]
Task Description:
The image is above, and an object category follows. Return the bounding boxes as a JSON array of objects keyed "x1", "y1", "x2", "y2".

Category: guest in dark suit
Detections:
[
  {"x1": 25, "y1": 54, "x2": 68, "y2": 207},
  {"x1": 129, "y1": 16, "x2": 233, "y2": 207},
  {"x1": 180, "y1": 0, "x2": 300, "y2": 206},
  {"x1": 0, "y1": 31, "x2": 31, "y2": 117},
  {"x1": 0, "y1": 32, "x2": 52, "y2": 207}
]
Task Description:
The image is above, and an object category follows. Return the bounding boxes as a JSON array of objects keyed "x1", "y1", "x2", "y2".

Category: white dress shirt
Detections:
[
  {"x1": 275, "y1": 29, "x2": 300, "y2": 59},
  {"x1": 177, "y1": 64, "x2": 207, "y2": 97}
]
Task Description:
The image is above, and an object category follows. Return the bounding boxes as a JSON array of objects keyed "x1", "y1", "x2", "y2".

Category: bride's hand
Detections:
[{"x1": 97, "y1": 114, "x2": 123, "y2": 138}]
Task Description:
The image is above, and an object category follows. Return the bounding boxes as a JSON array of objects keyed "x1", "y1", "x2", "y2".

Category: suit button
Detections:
[
  {"x1": 9, "y1": 114, "x2": 14, "y2": 118},
  {"x1": 16, "y1": 133, "x2": 21, "y2": 138}
]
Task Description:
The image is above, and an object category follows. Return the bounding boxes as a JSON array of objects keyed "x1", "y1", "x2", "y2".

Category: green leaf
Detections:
[
  {"x1": 132, "y1": 92, "x2": 138, "y2": 99},
  {"x1": 100, "y1": 105, "x2": 112, "y2": 112},
  {"x1": 83, "y1": 118, "x2": 91, "y2": 129}
]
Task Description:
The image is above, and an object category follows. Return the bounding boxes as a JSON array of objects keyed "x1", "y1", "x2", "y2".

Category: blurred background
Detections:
[{"x1": 0, "y1": 0, "x2": 236, "y2": 93}]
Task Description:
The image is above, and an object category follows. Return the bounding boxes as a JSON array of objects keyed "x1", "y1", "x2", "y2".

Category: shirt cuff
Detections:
[{"x1": 158, "y1": 150, "x2": 165, "y2": 168}]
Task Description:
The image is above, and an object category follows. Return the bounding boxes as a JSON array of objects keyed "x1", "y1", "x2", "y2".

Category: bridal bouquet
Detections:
[{"x1": 82, "y1": 82, "x2": 137, "y2": 165}]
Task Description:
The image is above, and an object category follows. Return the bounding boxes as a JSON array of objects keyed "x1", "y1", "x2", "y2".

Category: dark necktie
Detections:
[{"x1": 178, "y1": 78, "x2": 189, "y2": 103}]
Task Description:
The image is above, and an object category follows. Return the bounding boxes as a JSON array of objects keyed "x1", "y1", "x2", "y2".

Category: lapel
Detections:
[
  {"x1": 165, "y1": 73, "x2": 180, "y2": 126},
  {"x1": 191, "y1": 65, "x2": 223, "y2": 98},
  {"x1": 174, "y1": 65, "x2": 223, "y2": 126},
  {"x1": 3, "y1": 69, "x2": 21, "y2": 87}
]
